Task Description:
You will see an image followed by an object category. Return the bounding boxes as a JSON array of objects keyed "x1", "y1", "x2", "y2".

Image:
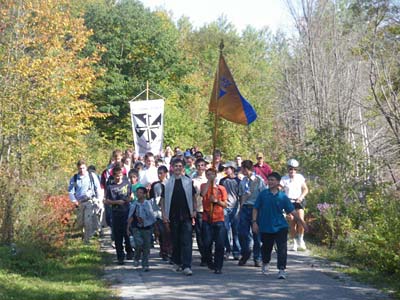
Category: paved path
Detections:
[{"x1": 101, "y1": 230, "x2": 389, "y2": 300}]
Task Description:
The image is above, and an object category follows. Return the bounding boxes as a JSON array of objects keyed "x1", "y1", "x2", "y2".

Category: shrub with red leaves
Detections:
[
  {"x1": 37, "y1": 195, "x2": 76, "y2": 249},
  {"x1": 43, "y1": 195, "x2": 76, "y2": 225}
]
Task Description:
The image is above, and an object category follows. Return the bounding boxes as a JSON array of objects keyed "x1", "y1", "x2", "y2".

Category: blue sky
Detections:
[{"x1": 139, "y1": 0, "x2": 293, "y2": 33}]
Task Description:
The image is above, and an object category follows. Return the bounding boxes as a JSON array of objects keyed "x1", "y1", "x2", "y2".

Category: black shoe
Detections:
[
  {"x1": 117, "y1": 259, "x2": 124, "y2": 265},
  {"x1": 238, "y1": 253, "x2": 250, "y2": 266},
  {"x1": 207, "y1": 263, "x2": 215, "y2": 270},
  {"x1": 233, "y1": 256, "x2": 240, "y2": 261},
  {"x1": 254, "y1": 261, "x2": 261, "y2": 267},
  {"x1": 214, "y1": 269, "x2": 222, "y2": 274},
  {"x1": 126, "y1": 252, "x2": 134, "y2": 260}
]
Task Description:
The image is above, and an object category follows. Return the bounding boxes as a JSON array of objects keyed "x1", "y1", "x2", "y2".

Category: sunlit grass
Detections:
[{"x1": 0, "y1": 238, "x2": 114, "y2": 300}]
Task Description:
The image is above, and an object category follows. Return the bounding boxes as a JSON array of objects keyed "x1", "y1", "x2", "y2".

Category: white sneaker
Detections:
[
  {"x1": 298, "y1": 239, "x2": 307, "y2": 250},
  {"x1": 278, "y1": 269, "x2": 287, "y2": 279},
  {"x1": 183, "y1": 267, "x2": 193, "y2": 276},
  {"x1": 291, "y1": 239, "x2": 298, "y2": 251},
  {"x1": 261, "y1": 263, "x2": 269, "y2": 275}
]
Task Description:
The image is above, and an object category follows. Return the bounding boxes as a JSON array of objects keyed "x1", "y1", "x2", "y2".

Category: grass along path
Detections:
[
  {"x1": 307, "y1": 242, "x2": 399, "y2": 300},
  {"x1": 0, "y1": 237, "x2": 114, "y2": 300}
]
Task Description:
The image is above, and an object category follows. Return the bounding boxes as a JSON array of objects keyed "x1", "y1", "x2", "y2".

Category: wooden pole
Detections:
[
  {"x1": 210, "y1": 40, "x2": 224, "y2": 222},
  {"x1": 212, "y1": 40, "x2": 224, "y2": 167}
]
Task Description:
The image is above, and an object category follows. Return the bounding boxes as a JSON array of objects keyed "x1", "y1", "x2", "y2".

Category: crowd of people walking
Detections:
[{"x1": 68, "y1": 146, "x2": 308, "y2": 279}]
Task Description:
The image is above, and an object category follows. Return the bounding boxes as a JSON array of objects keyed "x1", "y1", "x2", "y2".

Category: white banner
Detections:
[{"x1": 129, "y1": 99, "x2": 164, "y2": 157}]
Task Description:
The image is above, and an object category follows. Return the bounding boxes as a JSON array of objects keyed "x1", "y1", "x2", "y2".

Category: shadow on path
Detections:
[{"x1": 100, "y1": 229, "x2": 389, "y2": 300}]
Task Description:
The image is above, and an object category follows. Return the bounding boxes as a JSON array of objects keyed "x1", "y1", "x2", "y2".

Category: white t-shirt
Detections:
[
  {"x1": 139, "y1": 166, "x2": 159, "y2": 187},
  {"x1": 192, "y1": 173, "x2": 207, "y2": 212},
  {"x1": 280, "y1": 173, "x2": 305, "y2": 200}
]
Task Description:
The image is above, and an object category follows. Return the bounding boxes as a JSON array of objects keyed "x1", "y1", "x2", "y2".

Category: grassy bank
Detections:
[
  {"x1": 308, "y1": 242, "x2": 399, "y2": 300},
  {"x1": 0, "y1": 237, "x2": 114, "y2": 300}
]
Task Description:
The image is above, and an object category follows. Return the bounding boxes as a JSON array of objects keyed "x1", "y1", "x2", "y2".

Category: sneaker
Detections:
[
  {"x1": 173, "y1": 264, "x2": 183, "y2": 272},
  {"x1": 133, "y1": 260, "x2": 140, "y2": 267},
  {"x1": 261, "y1": 263, "x2": 269, "y2": 275},
  {"x1": 183, "y1": 267, "x2": 193, "y2": 276},
  {"x1": 143, "y1": 266, "x2": 150, "y2": 272},
  {"x1": 278, "y1": 269, "x2": 287, "y2": 279},
  {"x1": 238, "y1": 252, "x2": 250, "y2": 266},
  {"x1": 291, "y1": 239, "x2": 298, "y2": 251},
  {"x1": 298, "y1": 239, "x2": 307, "y2": 250}
]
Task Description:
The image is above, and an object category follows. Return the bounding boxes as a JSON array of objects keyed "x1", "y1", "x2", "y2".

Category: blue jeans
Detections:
[
  {"x1": 170, "y1": 218, "x2": 193, "y2": 269},
  {"x1": 238, "y1": 205, "x2": 261, "y2": 262},
  {"x1": 261, "y1": 228, "x2": 288, "y2": 270},
  {"x1": 224, "y1": 207, "x2": 241, "y2": 258},
  {"x1": 202, "y1": 221, "x2": 226, "y2": 270},
  {"x1": 133, "y1": 226, "x2": 152, "y2": 267}
]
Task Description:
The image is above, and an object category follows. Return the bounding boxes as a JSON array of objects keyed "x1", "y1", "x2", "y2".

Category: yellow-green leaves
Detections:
[{"x1": 0, "y1": 0, "x2": 105, "y2": 172}]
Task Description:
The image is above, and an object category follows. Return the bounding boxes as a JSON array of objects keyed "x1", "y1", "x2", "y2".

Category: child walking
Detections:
[{"x1": 127, "y1": 186, "x2": 156, "y2": 271}]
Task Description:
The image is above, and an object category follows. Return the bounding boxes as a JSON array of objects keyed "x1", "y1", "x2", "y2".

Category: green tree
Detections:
[
  {"x1": 0, "y1": 0, "x2": 101, "y2": 243},
  {"x1": 176, "y1": 17, "x2": 283, "y2": 160},
  {"x1": 83, "y1": 0, "x2": 194, "y2": 144}
]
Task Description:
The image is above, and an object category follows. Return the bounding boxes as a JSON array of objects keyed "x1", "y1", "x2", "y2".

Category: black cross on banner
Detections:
[{"x1": 134, "y1": 113, "x2": 162, "y2": 143}]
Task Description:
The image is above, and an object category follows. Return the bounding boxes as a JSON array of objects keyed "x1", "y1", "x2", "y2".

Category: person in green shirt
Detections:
[{"x1": 128, "y1": 169, "x2": 144, "y2": 203}]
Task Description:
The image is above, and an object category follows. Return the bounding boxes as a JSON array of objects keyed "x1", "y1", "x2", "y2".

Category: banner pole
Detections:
[
  {"x1": 210, "y1": 40, "x2": 224, "y2": 220},
  {"x1": 212, "y1": 40, "x2": 224, "y2": 165}
]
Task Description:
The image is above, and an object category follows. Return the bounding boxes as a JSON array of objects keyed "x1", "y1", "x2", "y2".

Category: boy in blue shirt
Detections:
[
  {"x1": 252, "y1": 172, "x2": 308, "y2": 279},
  {"x1": 127, "y1": 186, "x2": 156, "y2": 271}
]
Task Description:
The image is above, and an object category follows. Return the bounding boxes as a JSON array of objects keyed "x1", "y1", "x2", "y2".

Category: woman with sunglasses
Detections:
[{"x1": 280, "y1": 159, "x2": 309, "y2": 251}]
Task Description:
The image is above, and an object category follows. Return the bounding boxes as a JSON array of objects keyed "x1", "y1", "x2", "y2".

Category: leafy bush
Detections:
[
  {"x1": 335, "y1": 190, "x2": 400, "y2": 275},
  {"x1": 0, "y1": 165, "x2": 76, "y2": 254},
  {"x1": 16, "y1": 192, "x2": 76, "y2": 254}
]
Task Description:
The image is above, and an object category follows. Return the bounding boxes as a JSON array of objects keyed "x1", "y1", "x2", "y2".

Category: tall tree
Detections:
[
  {"x1": 176, "y1": 17, "x2": 283, "y2": 160},
  {"x1": 354, "y1": 0, "x2": 400, "y2": 185},
  {"x1": 0, "y1": 0, "x2": 101, "y2": 242},
  {"x1": 83, "y1": 0, "x2": 194, "y2": 144}
]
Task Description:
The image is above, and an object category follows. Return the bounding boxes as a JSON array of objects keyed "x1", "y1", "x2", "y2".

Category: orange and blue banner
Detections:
[{"x1": 209, "y1": 54, "x2": 257, "y2": 125}]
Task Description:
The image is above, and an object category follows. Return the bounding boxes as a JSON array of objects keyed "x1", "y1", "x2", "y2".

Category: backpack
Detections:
[
  {"x1": 74, "y1": 171, "x2": 98, "y2": 197},
  {"x1": 106, "y1": 175, "x2": 115, "y2": 187}
]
